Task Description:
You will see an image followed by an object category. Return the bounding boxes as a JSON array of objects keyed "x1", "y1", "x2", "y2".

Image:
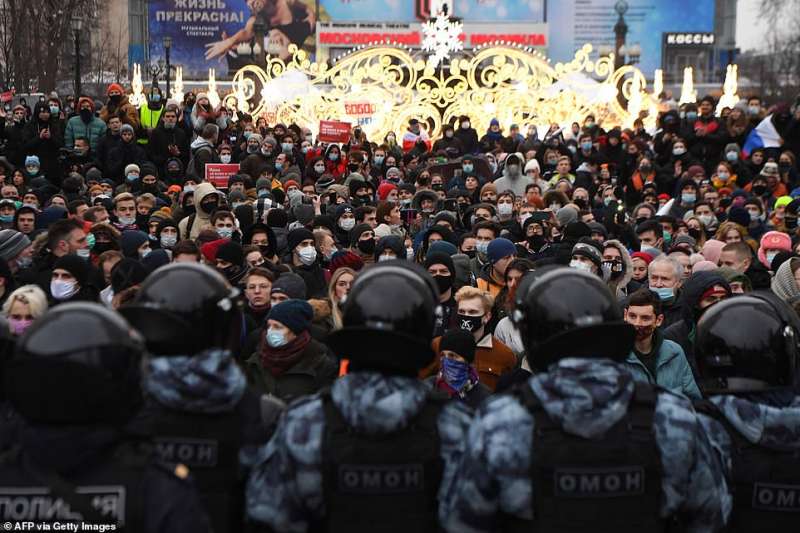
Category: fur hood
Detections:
[{"x1": 603, "y1": 239, "x2": 633, "y2": 298}]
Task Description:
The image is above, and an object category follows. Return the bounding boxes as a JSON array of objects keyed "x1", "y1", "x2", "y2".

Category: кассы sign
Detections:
[{"x1": 664, "y1": 32, "x2": 715, "y2": 46}]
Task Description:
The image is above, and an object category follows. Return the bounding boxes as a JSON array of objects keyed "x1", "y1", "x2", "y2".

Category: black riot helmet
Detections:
[
  {"x1": 696, "y1": 292, "x2": 800, "y2": 393},
  {"x1": 326, "y1": 260, "x2": 440, "y2": 375},
  {"x1": 120, "y1": 262, "x2": 241, "y2": 356},
  {"x1": 512, "y1": 265, "x2": 634, "y2": 370},
  {"x1": 5, "y1": 303, "x2": 144, "y2": 424}
]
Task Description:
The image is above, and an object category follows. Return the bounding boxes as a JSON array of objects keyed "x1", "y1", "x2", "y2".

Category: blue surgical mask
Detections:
[
  {"x1": 274, "y1": 162, "x2": 283, "y2": 171},
  {"x1": 281, "y1": 143, "x2": 293, "y2": 153},
  {"x1": 374, "y1": 155, "x2": 384, "y2": 166},
  {"x1": 581, "y1": 141, "x2": 593, "y2": 151},
  {"x1": 217, "y1": 227, "x2": 234, "y2": 239},
  {"x1": 686, "y1": 111, "x2": 698, "y2": 121},
  {"x1": 651, "y1": 287, "x2": 674, "y2": 302},
  {"x1": 463, "y1": 164, "x2": 473, "y2": 173},
  {"x1": 681, "y1": 193, "x2": 696, "y2": 205},
  {"x1": 127, "y1": 173, "x2": 139, "y2": 183},
  {"x1": 475, "y1": 240, "x2": 489, "y2": 255},
  {"x1": 49, "y1": 105, "x2": 59, "y2": 115},
  {"x1": 266, "y1": 328, "x2": 288, "y2": 348},
  {"x1": 726, "y1": 151, "x2": 738, "y2": 162},
  {"x1": 329, "y1": 153, "x2": 339, "y2": 161},
  {"x1": 0, "y1": 214, "x2": 13, "y2": 223},
  {"x1": 441, "y1": 357, "x2": 470, "y2": 390}
]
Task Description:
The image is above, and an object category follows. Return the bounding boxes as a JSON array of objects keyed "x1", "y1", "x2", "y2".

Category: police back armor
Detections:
[
  {"x1": 513, "y1": 382, "x2": 664, "y2": 532},
  {"x1": 137, "y1": 389, "x2": 263, "y2": 533},
  {"x1": 317, "y1": 390, "x2": 447, "y2": 533},
  {"x1": 0, "y1": 441, "x2": 148, "y2": 530},
  {"x1": 696, "y1": 400, "x2": 800, "y2": 531}
]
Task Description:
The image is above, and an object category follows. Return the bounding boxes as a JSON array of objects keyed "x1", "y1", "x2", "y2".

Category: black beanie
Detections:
[
  {"x1": 287, "y1": 228, "x2": 315, "y2": 252},
  {"x1": 54, "y1": 255, "x2": 90, "y2": 286},
  {"x1": 440, "y1": 328, "x2": 477, "y2": 363},
  {"x1": 424, "y1": 251, "x2": 454, "y2": 275},
  {"x1": 216, "y1": 240, "x2": 244, "y2": 266}
]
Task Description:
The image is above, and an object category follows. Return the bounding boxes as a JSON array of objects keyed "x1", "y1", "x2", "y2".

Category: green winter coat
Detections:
[
  {"x1": 65, "y1": 115, "x2": 107, "y2": 152},
  {"x1": 624, "y1": 332, "x2": 701, "y2": 399}
]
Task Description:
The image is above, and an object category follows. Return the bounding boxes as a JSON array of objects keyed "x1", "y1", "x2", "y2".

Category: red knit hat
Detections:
[
  {"x1": 630, "y1": 251, "x2": 654, "y2": 265},
  {"x1": 328, "y1": 250, "x2": 364, "y2": 275},
  {"x1": 77, "y1": 96, "x2": 95, "y2": 112},
  {"x1": 106, "y1": 83, "x2": 125, "y2": 96},
  {"x1": 284, "y1": 180, "x2": 300, "y2": 191},
  {"x1": 200, "y1": 238, "x2": 228, "y2": 263},
  {"x1": 377, "y1": 182, "x2": 397, "y2": 201}
]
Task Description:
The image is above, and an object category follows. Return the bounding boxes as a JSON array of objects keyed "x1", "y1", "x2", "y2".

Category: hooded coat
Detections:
[
  {"x1": 99, "y1": 94, "x2": 140, "y2": 129},
  {"x1": 492, "y1": 152, "x2": 533, "y2": 197},
  {"x1": 603, "y1": 239, "x2": 634, "y2": 300},
  {"x1": 178, "y1": 182, "x2": 220, "y2": 240}
]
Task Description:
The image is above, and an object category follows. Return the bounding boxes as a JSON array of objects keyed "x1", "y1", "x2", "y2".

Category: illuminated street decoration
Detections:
[
  {"x1": 421, "y1": 12, "x2": 464, "y2": 68},
  {"x1": 224, "y1": 43, "x2": 659, "y2": 139},
  {"x1": 716, "y1": 64, "x2": 738, "y2": 116},
  {"x1": 679, "y1": 66, "x2": 697, "y2": 105}
]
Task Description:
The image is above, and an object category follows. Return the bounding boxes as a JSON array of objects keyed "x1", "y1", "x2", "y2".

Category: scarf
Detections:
[{"x1": 260, "y1": 330, "x2": 311, "y2": 376}]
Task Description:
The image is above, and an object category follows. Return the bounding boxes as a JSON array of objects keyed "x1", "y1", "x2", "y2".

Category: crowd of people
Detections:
[{"x1": 0, "y1": 81, "x2": 798, "y2": 531}]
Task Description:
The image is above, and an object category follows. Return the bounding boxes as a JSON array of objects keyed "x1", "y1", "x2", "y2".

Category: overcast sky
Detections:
[{"x1": 736, "y1": 0, "x2": 796, "y2": 52}]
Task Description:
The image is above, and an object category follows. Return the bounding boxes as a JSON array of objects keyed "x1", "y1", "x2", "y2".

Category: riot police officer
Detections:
[
  {"x1": 120, "y1": 263, "x2": 272, "y2": 533},
  {"x1": 445, "y1": 266, "x2": 730, "y2": 532},
  {"x1": 695, "y1": 292, "x2": 800, "y2": 531},
  {"x1": 246, "y1": 260, "x2": 472, "y2": 532},
  {"x1": 0, "y1": 302, "x2": 210, "y2": 531}
]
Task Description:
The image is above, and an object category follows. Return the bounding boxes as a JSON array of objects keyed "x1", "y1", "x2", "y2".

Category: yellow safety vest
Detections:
[{"x1": 138, "y1": 106, "x2": 164, "y2": 144}]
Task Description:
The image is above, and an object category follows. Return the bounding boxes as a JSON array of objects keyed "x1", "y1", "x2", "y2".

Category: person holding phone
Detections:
[{"x1": 21, "y1": 101, "x2": 64, "y2": 182}]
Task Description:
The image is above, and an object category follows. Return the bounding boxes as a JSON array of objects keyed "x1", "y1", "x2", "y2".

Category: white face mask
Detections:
[
  {"x1": 314, "y1": 164, "x2": 325, "y2": 174},
  {"x1": 406, "y1": 247, "x2": 415, "y2": 259},
  {"x1": 298, "y1": 246, "x2": 317, "y2": 265},
  {"x1": 569, "y1": 259, "x2": 593, "y2": 272},
  {"x1": 220, "y1": 154, "x2": 232, "y2": 164},
  {"x1": 161, "y1": 234, "x2": 177, "y2": 248},
  {"x1": 51, "y1": 279, "x2": 78, "y2": 300},
  {"x1": 118, "y1": 215, "x2": 135, "y2": 226},
  {"x1": 339, "y1": 218, "x2": 355, "y2": 231},
  {"x1": 76, "y1": 248, "x2": 91, "y2": 259},
  {"x1": 378, "y1": 254, "x2": 395, "y2": 262},
  {"x1": 497, "y1": 203, "x2": 513, "y2": 216}
]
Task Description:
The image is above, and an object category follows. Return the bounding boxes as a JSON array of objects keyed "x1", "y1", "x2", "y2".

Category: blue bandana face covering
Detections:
[{"x1": 442, "y1": 357, "x2": 470, "y2": 391}]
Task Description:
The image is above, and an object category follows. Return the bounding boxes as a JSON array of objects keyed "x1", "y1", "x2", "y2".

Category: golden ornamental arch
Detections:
[{"x1": 226, "y1": 42, "x2": 657, "y2": 140}]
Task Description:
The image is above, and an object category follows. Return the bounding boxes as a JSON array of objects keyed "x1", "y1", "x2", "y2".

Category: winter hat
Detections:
[
  {"x1": 424, "y1": 251, "x2": 455, "y2": 275},
  {"x1": 293, "y1": 204, "x2": 315, "y2": 226},
  {"x1": 315, "y1": 175, "x2": 335, "y2": 193},
  {"x1": 216, "y1": 240, "x2": 244, "y2": 266},
  {"x1": 120, "y1": 230, "x2": 150, "y2": 259},
  {"x1": 377, "y1": 182, "x2": 398, "y2": 201},
  {"x1": 486, "y1": 238, "x2": 516, "y2": 264},
  {"x1": 571, "y1": 240, "x2": 603, "y2": 271},
  {"x1": 687, "y1": 165, "x2": 706, "y2": 180},
  {"x1": 255, "y1": 177, "x2": 271, "y2": 191},
  {"x1": 53, "y1": 254, "x2": 90, "y2": 286},
  {"x1": 266, "y1": 208, "x2": 288, "y2": 228},
  {"x1": 672, "y1": 234, "x2": 697, "y2": 250},
  {"x1": 349, "y1": 223, "x2": 373, "y2": 247},
  {"x1": 141, "y1": 249, "x2": 171, "y2": 273},
  {"x1": 479, "y1": 182, "x2": 497, "y2": 198},
  {"x1": 120, "y1": 124, "x2": 135, "y2": 135},
  {"x1": 727, "y1": 206, "x2": 750, "y2": 227},
  {"x1": 77, "y1": 96, "x2": 95, "y2": 112},
  {"x1": 106, "y1": 83, "x2": 125, "y2": 96},
  {"x1": 563, "y1": 221, "x2": 591, "y2": 241},
  {"x1": 271, "y1": 273, "x2": 307, "y2": 300},
  {"x1": 268, "y1": 299, "x2": 314, "y2": 334},
  {"x1": 490, "y1": 118, "x2": 500, "y2": 127},
  {"x1": 700, "y1": 239, "x2": 726, "y2": 265},
  {"x1": 329, "y1": 250, "x2": 364, "y2": 274},
  {"x1": 0, "y1": 230, "x2": 30, "y2": 262},
  {"x1": 200, "y1": 238, "x2": 228, "y2": 262},
  {"x1": 428, "y1": 240, "x2": 459, "y2": 257},
  {"x1": 587, "y1": 222, "x2": 608, "y2": 240},
  {"x1": 775, "y1": 196, "x2": 793, "y2": 210},
  {"x1": 555, "y1": 206, "x2": 579, "y2": 227},
  {"x1": 524, "y1": 159, "x2": 540, "y2": 173},
  {"x1": 375, "y1": 235, "x2": 406, "y2": 260},
  {"x1": 439, "y1": 328, "x2": 477, "y2": 363},
  {"x1": 760, "y1": 162, "x2": 780, "y2": 178},
  {"x1": 771, "y1": 257, "x2": 800, "y2": 303},
  {"x1": 287, "y1": 227, "x2": 315, "y2": 252},
  {"x1": 24, "y1": 156, "x2": 40, "y2": 167},
  {"x1": 724, "y1": 143, "x2": 740, "y2": 155},
  {"x1": 334, "y1": 204, "x2": 355, "y2": 222},
  {"x1": 630, "y1": 251, "x2": 654, "y2": 265},
  {"x1": 758, "y1": 231, "x2": 792, "y2": 267},
  {"x1": 691, "y1": 260, "x2": 718, "y2": 274},
  {"x1": 108, "y1": 258, "x2": 147, "y2": 294}
]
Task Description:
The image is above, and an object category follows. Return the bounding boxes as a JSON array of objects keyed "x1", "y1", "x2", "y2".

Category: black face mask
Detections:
[
  {"x1": 602, "y1": 260, "x2": 624, "y2": 280},
  {"x1": 109, "y1": 94, "x2": 122, "y2": 105},
  {"x1": 786, "y1": 215, "x2": 798, "y2": 230},
  {"x1": 92, "y1": 241, "x2": 115, "y2": 254},
  {"x1": 79, "y1": 108, "x2": 93, "y2": 123},
  {"x1": 463, "y1": 249, "x2": 476, "y2": 259},
  {"x1": 688, "y1": 228, "x2": 702, "y2": 240},
  {"x1": 433, "y1": 274, "x2": 452, "y2": 295},
  {"x1": 752, "y1": 185, "x2": 767, "y2": 196},
  {"x1": 201, "y1": 201, "x2": 218, "y2": 214},
  {"x1": 456, "y1": 313, "x2": 484, "y2": 333},
  {"x1": 258, "y1": 244, "x2": 272, "y2": 257},
  {"x1": 348, "y1": 163, "x2": 360, "y2": 173},
  {"x1": 357, "y1": 239, "x2": 376, "y2": 255},
  {"x1": 527, "y1": 235, "x2": 546, "y2": 251}
]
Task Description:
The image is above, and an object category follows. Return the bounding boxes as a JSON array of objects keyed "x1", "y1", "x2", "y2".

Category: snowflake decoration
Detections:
[{"x1": 421, "y1": 14, "x2": 463, "y2": 68}]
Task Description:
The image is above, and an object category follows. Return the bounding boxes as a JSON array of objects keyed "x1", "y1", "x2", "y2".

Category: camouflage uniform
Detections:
[
  {"x1": 444, "y1": 358, "x2": 732, "y2": 533},
  {"x1": 246, "y1": 371, "x2": 473, "y2": 532},
  {"x1": 698, "y1": 392, "x2": 800, "y2": 512}
]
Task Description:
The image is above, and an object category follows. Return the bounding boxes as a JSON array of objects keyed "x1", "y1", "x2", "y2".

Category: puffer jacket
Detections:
[{"x1": 178, "y1": 182, "x2": 221, "y2": 239}]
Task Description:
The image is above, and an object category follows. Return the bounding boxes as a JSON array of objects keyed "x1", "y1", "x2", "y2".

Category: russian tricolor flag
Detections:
[{"x1": 742, "y1": 115, "x2": 782, "y2": 157}]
